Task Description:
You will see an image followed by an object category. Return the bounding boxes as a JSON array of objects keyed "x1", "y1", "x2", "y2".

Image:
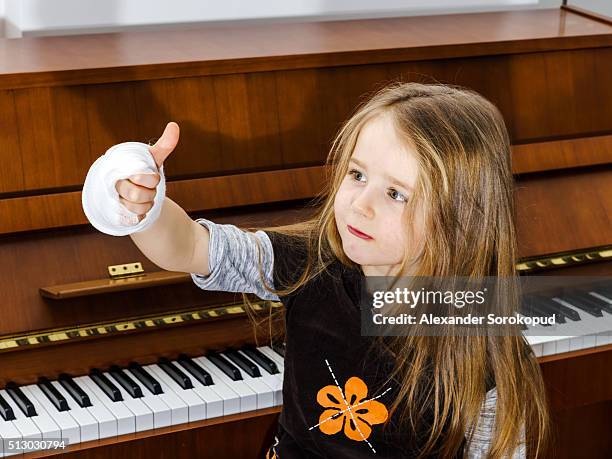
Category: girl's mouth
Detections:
[{"x1": 347, "y1": 225, "x2": 373, "y2": 240}]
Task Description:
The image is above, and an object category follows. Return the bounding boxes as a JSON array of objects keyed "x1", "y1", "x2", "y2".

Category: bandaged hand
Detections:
[{"x1": 81, "y1": 122, "x2": 179, "y2": 236}]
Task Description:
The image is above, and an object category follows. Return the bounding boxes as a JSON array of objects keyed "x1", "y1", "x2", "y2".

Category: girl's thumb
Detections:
[{"x1": 149, "y1": 122, "x2": 180, "y2": 168}]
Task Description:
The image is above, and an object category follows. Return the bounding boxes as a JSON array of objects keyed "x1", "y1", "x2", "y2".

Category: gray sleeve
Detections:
[
  {"x1": 190, "y1": 218, "x2": 280, "y2": 302},
  {"x1": 464, "y1": 388, "x2": 526, "y2": 458}
]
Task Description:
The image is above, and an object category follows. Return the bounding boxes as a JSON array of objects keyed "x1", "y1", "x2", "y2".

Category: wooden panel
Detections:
[
  {"x1": 0, "y1": 166, "x2": 325, "y2": 235},
  {"x1": 539, "y1": 346, "x2": 612, "y2": 411},
  {"x1": 542, "y1": 401, "x2": 612, "y2": 459},
  {"x1": 213, "y1": 72, "x2": 283, "y2": 171},
  {"x1": 84, "y1": 83, "x2": 141, "y2": 154},
  {"x1": 1, "y1": 156, "x2": 611, "y2": 239},
  {"x1": 2, "y1": 48, "x2": 612, "y2": 197},
  {"x1": 0, "y1": 90, "x2": 24, "y2": 193},
  {"x1": 14, "y1": 86, "x2": 92, "y2": 189},
  {"x1": 512, "y1": 135, "x2": 612, "y2": 173},
  {"x1": 508, "y1": 48, "x2": 612, "y2": 141},
  {"x1": 275, "y1": 65, "x2": 392, "y2": 166},
  {"x1": 131, "y1": 77, "x2": 223, "y2": 177},
  {"x1": 275, "y1": 69, "x2": 329, "y2": 165},
  {"x1": 0, "y1": 202, "x2": 310, "y2": 336},
  {"x1": 515, "y1": 168, "x2": 612, "y2": 257}
]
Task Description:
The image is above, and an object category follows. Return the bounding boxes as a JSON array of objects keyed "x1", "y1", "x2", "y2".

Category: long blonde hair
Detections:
[{"x1": 242, "y1": 81, "x2": 548, "y2": 458}]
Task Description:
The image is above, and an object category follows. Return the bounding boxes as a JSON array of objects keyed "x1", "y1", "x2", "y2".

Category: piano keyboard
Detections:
[
  {"x1": 0, "y1": 346, "x2": 285, "y2": 457},
  {"x1": 523, "y1": 283, "x2": 612, "y2": 357},
  {"x1": 0, "y1": 285, "x2": 610, "y2": 456}
]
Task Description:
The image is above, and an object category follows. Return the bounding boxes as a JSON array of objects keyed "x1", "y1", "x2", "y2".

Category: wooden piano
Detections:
[{"x1": 0, "y1": 4, "x2": 610, "y2": 458}]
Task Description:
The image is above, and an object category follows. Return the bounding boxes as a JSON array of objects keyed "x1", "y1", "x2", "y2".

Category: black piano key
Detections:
[
  {"x1": 0, "y1": 391, "x2": 15, "y2": 421},
  {"x1": 521, "y1": 298, "x2": 551, "y2": 327},
  {"x1": 109, "y1": 366, "x2": 143, "y2": 399},
  {"x1": 573, "y1": 291, "x2": 612, "y2": 314},
  {"x1": 559, "y1": 293, "x2": 603, "y2": 318},
  {"x1": 37, "y1": 377, "x2": 69, "y2": 412},
  {"x1": 224, "y1": 349, "x2": 261, "y2": 377},
  {"x1": 563, "y1": 292, "x2": 607, "y2": 312},
  {"x1": 525, "y1": 296, "x2": 565, "y2": 324},
  {"x1": 58, "y1": 374, "x2": 92, "y2": 407},
  {"x1": 539, "y1": 297, "x2": 581, "y2": 322},
  {"x1": 128, "y1": 362, "x2": 163, "y2": 395},
  {"x1": 520, "y1": 298, "x2": 538, "y2": 316},
  {"x1": 242, "y1": 346, "x2": 279, "y2": 375},
  {"x1": 90, "y1": 368, "x2": 123, "y2": 402},
  {"x1": 207, "y1": 352, "x2": 242, "y2": 381},
  {"x1": 177, "y1": 354, "x2": 214, "y2": 386},
  {"x1": 158, "y1": 358, "x2": 193, "y2": 389},
  {"x1": 531, "y1": 296, "x2": 566, "y2": 319},
  {"x1": 5, "y1": 382, "x2": 37, "y2": 417},
  {"x1": 592, "y1": 284, "x2": 612, "y2": 297},
  {"x1": 271, "y1": 342, "x2": 285, "y2": 358}
]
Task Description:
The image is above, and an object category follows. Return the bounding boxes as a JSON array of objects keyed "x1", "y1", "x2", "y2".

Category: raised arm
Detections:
[
  {"x1": 110, "y1": 122, "x2": 210, "y2": 275},
  {"x1": 82, "y1": 121, "x2": 275, "y2": 297},
  {"x1": 129, "y1": 196, "x2": 211, "y2": 276}
]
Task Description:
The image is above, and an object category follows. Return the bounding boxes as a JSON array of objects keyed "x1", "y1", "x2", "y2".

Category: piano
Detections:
[{"x1": 0, "y1": 4, "x2": 610, "y2": 458}]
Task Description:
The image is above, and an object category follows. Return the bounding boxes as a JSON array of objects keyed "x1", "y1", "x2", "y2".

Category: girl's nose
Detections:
[{"x1": 351, "y1": 190, "x2": 375, "y2": 219}]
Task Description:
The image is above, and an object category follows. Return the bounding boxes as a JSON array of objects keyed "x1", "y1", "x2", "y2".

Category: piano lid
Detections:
[{"x1": 0, "y1": 8, "x2": 612, "y2": 89}]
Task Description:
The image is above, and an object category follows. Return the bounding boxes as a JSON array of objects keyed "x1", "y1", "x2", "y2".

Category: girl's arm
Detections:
[
  {"x1": 129, "y1": 196, "x2": 211, "y2": 275},
  {"x1": 190, "y1": 218, "x2": 279, "y2": 301}
]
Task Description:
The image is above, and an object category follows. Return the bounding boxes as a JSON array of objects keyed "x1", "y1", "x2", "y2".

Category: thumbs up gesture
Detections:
[{"x1": 115, "y1": 122, "x2": 179, "y2": 223}]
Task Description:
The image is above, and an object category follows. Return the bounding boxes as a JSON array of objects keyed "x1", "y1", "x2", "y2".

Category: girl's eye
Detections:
[
  {"x1": 388, "y1": 188, "x2": 407, "y2": 203},
  {"x1": 348, "y1": 169, "x2": 407, "y2": 203},
  {"x1": 348, "y1": 169, "x2": 365, "y2": 182}
]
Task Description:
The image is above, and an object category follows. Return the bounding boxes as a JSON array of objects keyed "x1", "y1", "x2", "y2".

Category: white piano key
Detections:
[
  {"x1": 194, "y1": 357, "x2": 257, "y2": 413},
  {"x1": 582, "y1": 334, "x2": 596, "y2": 349},
  {"x1": 531, "y1": 343, "x2": 543, "y2": 357},
  {"x1": 186, "y1": 357, "x2": 240, "y2": 416},
  {"x1": 117, "y1": 375, "x2": 171, "y2": 430},
  {"x1": 555, "y1": 338, "x2": 570, "y2": 354},
  {"x1": 24, "y1": 385, "x2": 80, "y2": 444},
  {"x1": 236, "y1": 350, "x2": 283, "y2": 406},
  {"x1": 171, "y1": 360, "x2": 224, "y2": 419},
  {"x1": 0, "y1": 390, "x2": 41, "y2": 441},
  {"x1": 0, "y1": 409, "x2": 23, "y2": 457},
  {"x1": 595, "y1": 332, "x2": 611, "y2": 347},
  {"x1": 569, "y1": 336, "x2": 586, "y2": 352},
  {"x1": 101, "y1": 372, "x2": 152, "y2": 433},
  {"x1": 70, "y1": 377, "x2": 117, "y2": 439},
  {"x1": 50, "y1": 382, "x2": 98, "y2": 442},
  {"x1": 219, "y1": 352, "x2": 274, "y2": 409},
  {"x1": 78, "y1": 377, "x2": 135, "y2": 436},
  {"x1": 16, "y1": 386, "x2": 60, "y2": 440},
  {"x1": 542, "y1": 340, "x2": 556, "y2": 357},
  {"x1": 144, "y1": 365, "x2": 206, "y2": 422},
  {"x1": 551, "y1": 299, "x2": 612, "y2": 351},
  {"x1": 126, "y1": 368, "x2": 188, "y2": 426}
]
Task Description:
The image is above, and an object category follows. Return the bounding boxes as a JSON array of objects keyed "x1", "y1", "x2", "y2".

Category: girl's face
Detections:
[{"x1": 334, "y1": 112, "x2": 422, "y2": 277}]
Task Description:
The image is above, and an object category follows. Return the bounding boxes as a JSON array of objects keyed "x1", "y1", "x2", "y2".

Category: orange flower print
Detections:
[{"x1": 316, "y1": 375, "x2": 389, "y2": 442}]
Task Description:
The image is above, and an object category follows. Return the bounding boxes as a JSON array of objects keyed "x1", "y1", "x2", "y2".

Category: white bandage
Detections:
[{"x1": 81, "y1": 142, "x2": 166, "y2": 236}]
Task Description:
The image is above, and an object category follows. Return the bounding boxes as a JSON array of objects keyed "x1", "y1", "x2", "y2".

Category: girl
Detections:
[{"x1": 83, "y1": 82, "x2": 549, "y2": 458}]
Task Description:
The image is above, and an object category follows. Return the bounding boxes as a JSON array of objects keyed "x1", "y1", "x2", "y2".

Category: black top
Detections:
[{"x1": 265, "y1": 231, "x2": 465, "y2": 458}]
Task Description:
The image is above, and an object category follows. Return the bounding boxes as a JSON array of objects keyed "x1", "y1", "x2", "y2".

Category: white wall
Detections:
[
  {"x1": 0, "y1": 0, "x2": 4, "y2": 37},
  {"x1": 0, "y1": 0, "x2": 571, "y2": 39},
  {"x1": 571, "y1": 0, "x2": 612, "y2": 16}
]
